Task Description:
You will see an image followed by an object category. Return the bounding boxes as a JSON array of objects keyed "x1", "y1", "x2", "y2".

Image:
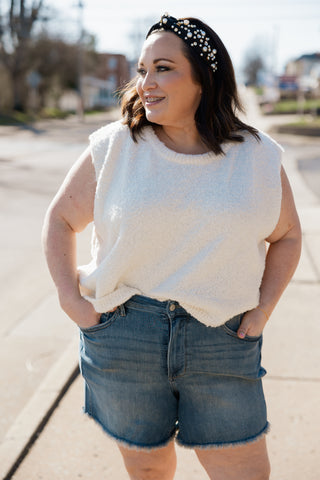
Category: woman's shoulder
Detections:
[
  {"x1": 89, "y1": 120, "x2": 129, "y2": 146},
  {"x1": 241, "y1": 129, "x2": 284, "y2": 156},
  {"x1": 89, "y1": 121, "x2": 131, "y2": 179}
]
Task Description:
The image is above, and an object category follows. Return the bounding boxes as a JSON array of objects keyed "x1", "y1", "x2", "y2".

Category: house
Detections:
[
  {"x1": 94, "y1": 53, "x2": 130, "y2": 90},
  {"x1": 81, "y1": 76, "x2": 117, "y2": 109},
  {"x1": 284, "y1": 53, "x2": 320, "y2": 97},
  {"x1": 59, "y1": 53, "x2": 131, "y2": 111}
]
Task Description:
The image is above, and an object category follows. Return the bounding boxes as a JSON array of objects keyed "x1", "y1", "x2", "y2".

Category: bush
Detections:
[{"x1": 39, "y1": 107, "x2": 70, "y2": 119}]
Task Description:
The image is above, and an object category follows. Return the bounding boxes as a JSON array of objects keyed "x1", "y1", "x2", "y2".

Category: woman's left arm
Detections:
[{"x1": 237, "y1": 166, "x2": 302, "y2": 339}]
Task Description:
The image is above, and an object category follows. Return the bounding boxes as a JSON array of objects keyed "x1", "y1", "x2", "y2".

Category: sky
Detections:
[{"x1": 49, "y1": 0, "x2": 320, "y2": 77}]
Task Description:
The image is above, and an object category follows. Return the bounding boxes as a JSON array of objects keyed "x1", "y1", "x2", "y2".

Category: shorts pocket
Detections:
[
  {"x1": 222, "y1": 313, "x2": 262, "y2": 342},
  {"x1": 80, "y1": 309, "x2": 119, "y2": 334}
]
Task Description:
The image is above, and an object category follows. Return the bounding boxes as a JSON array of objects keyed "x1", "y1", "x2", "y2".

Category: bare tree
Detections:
[
  {"x1": 0, "y1": 0, "x2": 45, "y2": 110},
  {"x1": 28, "y1": 32, "x2": 99, "y2": 109},
  {"x1": 242, "y1": 36, "x2": 269, "y2": 87},
  {"x1": 243, "y1": 52, "x2": 266, "y2": 86}
]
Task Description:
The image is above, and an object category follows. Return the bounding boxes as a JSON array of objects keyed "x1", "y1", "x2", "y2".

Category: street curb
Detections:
[
  {"x1": 0, "y1": 337, "x2": 79, "y2": 480},
  {"x1": 274, "y1": 124, "x2": 320, "y2": 137}
]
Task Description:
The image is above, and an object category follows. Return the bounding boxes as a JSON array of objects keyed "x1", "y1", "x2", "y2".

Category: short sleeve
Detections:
[
  {"x1": 254, "y1": 130, "x2": 284, "y2": 237},
  {"x1": 89, "y1": 121, "x2": 121, "y2": 181}
]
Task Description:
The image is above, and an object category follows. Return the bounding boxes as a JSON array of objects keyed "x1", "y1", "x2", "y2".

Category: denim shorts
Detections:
[{"x1": 79, "y1": 295, "x2": 269, "y2": 450}]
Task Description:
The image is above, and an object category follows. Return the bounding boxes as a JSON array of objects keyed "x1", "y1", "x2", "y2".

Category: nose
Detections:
[{"x1": 141, "y1": 71, "x2": 157, "y2": 91}]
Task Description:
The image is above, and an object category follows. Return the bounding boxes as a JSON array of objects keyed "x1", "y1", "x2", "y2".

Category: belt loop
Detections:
[{"x1": 119, "y1": 303, "x2": 126, "y2": 316}]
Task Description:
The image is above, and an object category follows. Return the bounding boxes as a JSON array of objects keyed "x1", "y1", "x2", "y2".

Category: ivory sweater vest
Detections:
[{"x1": 78, "y1": 121, "x2": 282, "y2": 327}]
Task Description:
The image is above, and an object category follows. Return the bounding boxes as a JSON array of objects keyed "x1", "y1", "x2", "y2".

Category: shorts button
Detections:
[{"x1": 169, "y1": 303, "x2": 176, "y2": 311}]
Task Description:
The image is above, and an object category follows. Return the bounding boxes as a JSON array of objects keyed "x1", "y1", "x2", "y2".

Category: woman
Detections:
[{"x1": 42, "y1": 14, "x2": 301, "y2": 480}]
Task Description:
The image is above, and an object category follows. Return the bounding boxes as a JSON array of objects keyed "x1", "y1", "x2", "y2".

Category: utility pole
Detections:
[
  {"x1": 271, "y1": 24, "x2": 280, "y2": 76},
  {"x1": 76, "y1": 0, "x2": 84, "y2": 120}
]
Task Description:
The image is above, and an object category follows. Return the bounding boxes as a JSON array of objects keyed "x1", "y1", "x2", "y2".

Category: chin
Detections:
[{"x1": 145, "y1": 111, "x2": 164, "y2": 124}]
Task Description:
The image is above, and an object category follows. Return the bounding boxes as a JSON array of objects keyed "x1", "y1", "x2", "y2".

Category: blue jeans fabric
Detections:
[{"x1": 79, "y1": 294, "x2": 269, "y2": 450}]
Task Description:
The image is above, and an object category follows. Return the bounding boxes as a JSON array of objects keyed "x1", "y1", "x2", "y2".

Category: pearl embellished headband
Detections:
[{"x1": 146, "y1": 13, "x2": 218, "y2": 73}]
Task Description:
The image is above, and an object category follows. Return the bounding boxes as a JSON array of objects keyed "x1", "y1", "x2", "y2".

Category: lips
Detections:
[{"x1": 144, "y1": 96, "x2": 165, "y2": 105}]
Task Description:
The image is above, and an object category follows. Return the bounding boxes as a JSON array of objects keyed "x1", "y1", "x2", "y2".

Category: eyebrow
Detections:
[
  {"x1": 138, "y1": 57, "x2": 176, "y2": 65},
  {"x1": 153, "y1": 58, "x2": 175, "y2": 63}
]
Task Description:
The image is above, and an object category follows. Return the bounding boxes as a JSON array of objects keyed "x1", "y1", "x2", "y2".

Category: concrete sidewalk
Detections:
[{"x1": 1, "y1": 90, "x2": 320, "y2": 479}]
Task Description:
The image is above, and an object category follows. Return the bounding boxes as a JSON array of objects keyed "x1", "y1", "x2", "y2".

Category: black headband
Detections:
[{"x1": 146, "y1": 13, "x2": 218, "y2": 73}]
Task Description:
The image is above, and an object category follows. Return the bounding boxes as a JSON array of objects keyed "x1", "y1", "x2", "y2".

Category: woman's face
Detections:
[{"x1": 136, "y1": 32, "x2": 202, "y2": 129}]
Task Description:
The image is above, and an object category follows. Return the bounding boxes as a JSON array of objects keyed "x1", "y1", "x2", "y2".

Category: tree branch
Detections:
[
  {"x1": 9, "y1": 0, "x2": 16, "y2": 37},
  {"x1": 31, "y1": 0, "x2": 44, "y2": 21}
]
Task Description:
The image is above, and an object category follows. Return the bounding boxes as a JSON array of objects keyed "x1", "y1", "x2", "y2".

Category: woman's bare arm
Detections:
[
  {"x1": 238, "y1": 166, "x2": 302, "y2": 338},
  {"x1": 42, "y1": 146, "x2": 100, "y2": 329}
]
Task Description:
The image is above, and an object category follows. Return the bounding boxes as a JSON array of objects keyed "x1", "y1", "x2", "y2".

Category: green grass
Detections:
[
  {"x1": 0, "y1": 111, "x2": 36, "y2": 125},
  {"x1": 276, "y1": 115, "x2": 320, "y2": 136},
  {"x1": 0, "y1": 108, "x2": 71, "y2": 125},
  {"x1": 39, "y1": 107, "x2": 70, "y2": 119},
  {"x1": 0, "y1": 107, "x2": 117, "y2": 125},
  {"x1": 272, "y1": 99, "x2": 320, "y2": 114},
  {"x1": 286, "y1": 117, "x2": 320, "y2": 127},
  {"x1": 255, "y1": 87, "x2": 264, "y2": 96}
]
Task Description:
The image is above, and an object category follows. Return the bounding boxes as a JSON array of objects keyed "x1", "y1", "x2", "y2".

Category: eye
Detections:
[
  {"x1": 156, "y1": 65, "x2": 170, "y2": 72},
  {"x1": 137, "y1": 67, "x2": 146, "y2": 76}
]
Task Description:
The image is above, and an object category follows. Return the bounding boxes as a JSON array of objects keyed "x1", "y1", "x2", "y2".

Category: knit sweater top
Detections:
[{"x1": 78, "y1": 120, "x2": 283, "y2": 328}]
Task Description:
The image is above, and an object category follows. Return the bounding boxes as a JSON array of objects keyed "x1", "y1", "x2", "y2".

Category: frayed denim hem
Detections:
[
  {"x1": 82, "y1": 410, "x2": 177, "y2": 452},
  {"x1": 176, "y1": 422, "x2": 271, "y2": 450}
]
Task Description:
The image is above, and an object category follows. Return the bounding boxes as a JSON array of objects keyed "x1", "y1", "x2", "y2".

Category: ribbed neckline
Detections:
[{"x1": 144, "y1": 126, "x2": 232, "y2": 165}]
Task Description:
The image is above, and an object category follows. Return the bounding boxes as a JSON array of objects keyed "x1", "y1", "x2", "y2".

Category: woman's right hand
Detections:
[{"x1": 59, "y1": 294, "x2": 101, "y2": 330}]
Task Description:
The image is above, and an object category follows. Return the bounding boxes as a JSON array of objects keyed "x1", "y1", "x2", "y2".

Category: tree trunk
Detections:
[
  {"x1": 0, "y1": 0, "x2": 44, "y2": 112},
  {"x1": 11, "y1": 70, "x2": 28, "y2": 111}
]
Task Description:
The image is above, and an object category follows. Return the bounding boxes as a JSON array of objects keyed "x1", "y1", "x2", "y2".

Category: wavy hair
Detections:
[{"x1": 120, "y1": 17, "x2": 260, "y2": 155}]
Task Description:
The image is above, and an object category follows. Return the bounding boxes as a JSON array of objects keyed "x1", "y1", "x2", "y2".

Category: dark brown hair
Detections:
[{"x1": 120, "y1": 17, "x2": 260, "y2": 155}]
